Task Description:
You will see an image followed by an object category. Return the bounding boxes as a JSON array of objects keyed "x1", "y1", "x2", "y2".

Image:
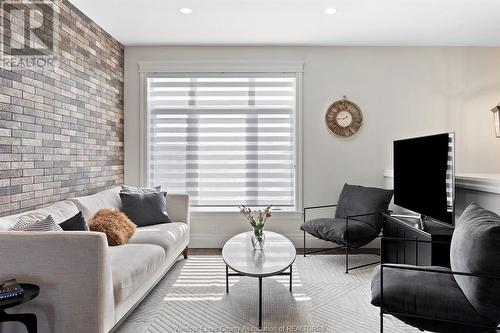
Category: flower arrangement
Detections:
[{"x1": 239, "y1": 205, "x2": 272, "y2": 250}]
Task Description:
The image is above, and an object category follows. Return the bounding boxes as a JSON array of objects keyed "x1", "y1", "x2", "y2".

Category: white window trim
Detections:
[
  {"x1": 138, "y1": 61, "x2": 304, "y2": 211},
  {"x1": 138, "y1": 61, "x2": 304, "y2": 74}
]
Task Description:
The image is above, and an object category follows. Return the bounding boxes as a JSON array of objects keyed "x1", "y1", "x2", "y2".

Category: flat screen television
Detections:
[{"x1": 393, "y1": 133, "x2": 455, "y2": 225}]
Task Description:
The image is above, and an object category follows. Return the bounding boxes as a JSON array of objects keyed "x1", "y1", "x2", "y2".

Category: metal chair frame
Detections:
[
  {"x1": 303, "y1": 204, "x2": 381, "y2": 274},
  {"x1": 379, "y1": 236, "x2": 500, "y2": 333}
]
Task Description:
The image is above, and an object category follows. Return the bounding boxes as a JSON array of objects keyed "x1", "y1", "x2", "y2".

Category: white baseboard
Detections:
[{"x1": 190, "y1": 233, "x2": 380, "y2": 249}]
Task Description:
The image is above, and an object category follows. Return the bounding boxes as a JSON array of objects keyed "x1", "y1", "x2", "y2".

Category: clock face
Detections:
[
  {"x1": 325, "y1": 99, "x2": 363, "y2": 137},
  {"x1": 336, "y1": 110, "x2": 353, "y2": 127}
]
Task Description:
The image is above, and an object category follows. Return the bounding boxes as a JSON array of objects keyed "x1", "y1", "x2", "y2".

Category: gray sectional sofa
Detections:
[{"x1": 0, "y1": 186, "x2": 190, "y2": 333}]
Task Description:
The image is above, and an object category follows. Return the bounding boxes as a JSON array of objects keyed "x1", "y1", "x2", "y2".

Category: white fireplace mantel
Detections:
[
  {"x1": 454, "y1": 174, "x2": 500, "y2": 195},
  {"x1": 384, "y1": 170, "x2": 500, "y2": 215}
]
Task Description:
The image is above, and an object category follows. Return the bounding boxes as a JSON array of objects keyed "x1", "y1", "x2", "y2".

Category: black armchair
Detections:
[
  {"x1": 371, "y1": 203, "x2": 500, "y2": 333},
  {"x1": 301, "y1": 184, "x2": 394, "y2": 274}
]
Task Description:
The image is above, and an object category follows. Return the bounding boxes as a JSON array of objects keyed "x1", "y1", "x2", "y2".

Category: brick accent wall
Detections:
[{"x1": 0, "y1": 0, "x2": 124, "y2": 216}]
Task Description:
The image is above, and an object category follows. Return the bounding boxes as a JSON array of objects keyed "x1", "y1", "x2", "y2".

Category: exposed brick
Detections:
[
  {"x1": 10, "y1": 192, "x2": 35, "y2": 202},
  {"x1": 0, "y1": 0, "x2": 124, "y2": 216},
  {"x1": 0, "y1": 195, "x2": 11, "y2": 205},
  {"x1": 0, "y1": 129, "x2": 11, "y2": 137},
  {"x1": 0, "y1": 94, "x2": 11, "y2": 104},
  {"x1": 12, "y1": 146, "x2": 34, "y2": 154},
  {"x1": 22, "y1": 169, "x2": 44, "y2": 176},
  {"x1": 0, "y1": 163, "x2": 11, "y2": 170},
  {"x1": 22, "y1": 183, "x2": 44, "y2": 192},
  {"x1": 34, "y1": 188, "x2": 53, "y2": 198},
  {"x1": 0, "y1": 203, "x2": 20, "y2": 213},
  {"x1": 21, "y1": 198, "x2": 41, "y2": 209},
  {"x1": 10, "y1": 177, "x2": 34, "y2": 186},
  {"x1": 11, "y1": 161, "x2": 34, "y2": 169}
]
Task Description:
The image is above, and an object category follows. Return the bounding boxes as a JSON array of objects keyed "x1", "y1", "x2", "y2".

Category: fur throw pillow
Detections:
[{"x1": 88, "y1": 209, "x2": 136, "y2": 246}]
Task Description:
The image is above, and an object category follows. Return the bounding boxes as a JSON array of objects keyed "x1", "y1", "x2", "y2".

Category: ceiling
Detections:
[{"x1": 70, "y1": 0, "x2": 500, "y2": 46}]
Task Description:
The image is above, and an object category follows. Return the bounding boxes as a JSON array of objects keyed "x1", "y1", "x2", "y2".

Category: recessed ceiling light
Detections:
[
  {"x1": 325, "y1": 8, "x2": 337, "y2": 15},
  {"x1": 179, "y1": 7, "x2": 192, "y2": 14}
]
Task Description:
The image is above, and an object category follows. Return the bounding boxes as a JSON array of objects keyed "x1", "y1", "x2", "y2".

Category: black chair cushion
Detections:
[
  {"x1": 450, "y1": 203, "x2": 500, "y2": 324},
  {"x1": 371, "y1": 264, "x2": 494, "y2": 333},
  {"x1": 301, "y1": 218, "x2": 379, "y2": 248},
  {"x1": 335, "y1": 183, "x2": 393, "y2": 232}
]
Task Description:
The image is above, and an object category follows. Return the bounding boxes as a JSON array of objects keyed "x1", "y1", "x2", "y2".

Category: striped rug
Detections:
[{"x1": 117, "y1": 255, "x2": 418, "y2": 333}]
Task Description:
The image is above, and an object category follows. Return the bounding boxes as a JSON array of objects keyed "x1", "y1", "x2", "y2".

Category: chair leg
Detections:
[
  {"x1": 303, "y1": 229, "x2": 306, "y2": 257},
  {"x1": 345, "y1": 244, "x2": 349, "y2": 274},
  {"x1": 183, "y1": 246, "x2": 188, "y2": 259}
]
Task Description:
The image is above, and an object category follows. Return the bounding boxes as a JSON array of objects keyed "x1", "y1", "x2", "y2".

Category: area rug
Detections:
[{"x1": 117, "y1": 255, "x2": 418, "y2": 333}]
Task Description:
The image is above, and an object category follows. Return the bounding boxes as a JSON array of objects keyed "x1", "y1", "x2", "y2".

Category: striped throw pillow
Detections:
[{"x1": 11, "y1": 215, "x2": 63, "y2": 231}]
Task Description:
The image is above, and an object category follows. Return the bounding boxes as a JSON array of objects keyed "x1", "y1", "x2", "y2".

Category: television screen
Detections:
[{"x1": 393, "y1": 133, "x2": 455, "y2": 225}]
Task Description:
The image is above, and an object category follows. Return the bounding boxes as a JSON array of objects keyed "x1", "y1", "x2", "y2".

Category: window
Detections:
[{"x1": 145, "y1": 72, "x2": 299, "y2": 208}]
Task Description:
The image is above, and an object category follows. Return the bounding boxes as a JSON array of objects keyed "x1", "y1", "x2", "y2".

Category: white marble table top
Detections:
[{"x1": 222, "y1": 231, "x2": 296, "y2": 277}]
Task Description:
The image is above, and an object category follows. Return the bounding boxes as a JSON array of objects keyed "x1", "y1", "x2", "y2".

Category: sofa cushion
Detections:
[
  {"x1": 335, "y1": 183, "x2": 393, "y2": 231},
  {"x1": 120, "y1": 191, "x2": 172, "y2": 227},
  {"x1": 450, "y1": 203, "x2": 500, "y2": 324},
  {"x1": 371, "y1": 264, "x2": 493, "y2": 333},
  {"x1": 0, "y1": 200, "x2": 79, "y2": 231},
  {"x1": 60, "y1": 211, "x2": 89, "y2": 231},
  {"x1": 68, "y1": 187, "x2": 122, "y2": 221},
  {"x1": 301, "y1": 217, "x2": 379, "y2": 248},
  {"x1": 129, "y1": 222, "x2": 189, "y2": 258},
  {"x1": 109, "y1": 244, "x2": 166, "y2": 305}
]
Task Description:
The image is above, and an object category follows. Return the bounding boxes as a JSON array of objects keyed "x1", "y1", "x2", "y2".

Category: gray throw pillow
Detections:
[
  {"x1": 450, "y1": 203, "x2": 500, "y2": 324},
  {"x1": 120, "y1": 191, "x2": 172, "y2": 227},
  {"x1": 335, "y1": 183, "x2": 393, "y2": 231},
  {"x1": 121, "y1": 185, "x2": 162, "y2": 193},
  {"x1": 121, "y1": 185, "x2": 167, "y2": 198}
]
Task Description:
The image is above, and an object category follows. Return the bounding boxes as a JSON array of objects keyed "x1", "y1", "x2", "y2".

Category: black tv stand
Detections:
[{"x1": 382, "y1": 213, "x2": 454, "y2": 268}]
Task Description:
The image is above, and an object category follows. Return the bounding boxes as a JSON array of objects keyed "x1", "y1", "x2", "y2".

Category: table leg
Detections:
[
  {"x1": 259, "y1": 276, "x2": 262, "y2": 329},
  {"x1": 290, "y1": 266, "x2": 293, "y2": 292},
  {"x1": 0, "y1": 310, "x2": 37, "y2": 333},
  {"x1": 226, "y1": 265, "x2": 229, "y2": 293}
]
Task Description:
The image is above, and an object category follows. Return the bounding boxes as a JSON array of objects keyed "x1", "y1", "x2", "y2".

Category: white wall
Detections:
[{"x1": 124, "y1": 46, "x2": 500, "y2": 248}]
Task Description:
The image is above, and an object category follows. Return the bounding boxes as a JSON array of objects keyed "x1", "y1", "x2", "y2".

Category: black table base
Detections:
[
  {"x1": 225, "y1": 265, "x2": 293, "y2": 328},
  {"x1": 0, "y1": 283, "x2": 39, "y2": 333},
  {"x1": 0, "y1": 309, "x2": 37, "y2": 333}
]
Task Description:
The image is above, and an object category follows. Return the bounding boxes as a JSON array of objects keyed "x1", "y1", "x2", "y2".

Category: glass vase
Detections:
[{"x1": 251, "y1": 230, "x2": 265, "y2": 250}]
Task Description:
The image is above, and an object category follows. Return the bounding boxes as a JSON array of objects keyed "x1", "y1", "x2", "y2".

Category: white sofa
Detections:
[{"x1": 0, "y1": 186, "x2": 190, "y2": 333}]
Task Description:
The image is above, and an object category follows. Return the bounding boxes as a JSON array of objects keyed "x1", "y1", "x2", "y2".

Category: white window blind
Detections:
[{"x1": 146, "y1": 73, "x2": 297, "y2": 208}]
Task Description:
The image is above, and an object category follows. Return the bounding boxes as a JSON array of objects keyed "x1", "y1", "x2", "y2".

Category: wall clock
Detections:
[{"x1": 325, "y1": 98, "x2": 363, "y2": 137}]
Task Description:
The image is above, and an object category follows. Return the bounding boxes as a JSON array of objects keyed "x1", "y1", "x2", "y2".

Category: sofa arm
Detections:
[
  {"x1": 0, "y1": 231, "x2": 114, "y2": 333},
  {"x1": 166, "y1": 193, "x2": 190, "y2": 225}
]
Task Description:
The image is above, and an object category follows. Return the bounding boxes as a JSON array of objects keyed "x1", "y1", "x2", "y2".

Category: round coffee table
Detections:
[
  {"x1": 222, "y1": 231, "x2": 296, "y2": 328},
  {"x1": 0, "y1": 283, "x2": 39, "y2": 333}
]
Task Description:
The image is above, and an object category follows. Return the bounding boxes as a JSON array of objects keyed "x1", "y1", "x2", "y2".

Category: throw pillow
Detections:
[
  {"x1": 450, "y1": 203, "x2": 500, "y2": 324},
  {"x1": 121, "y1": 185, "x2": 167, "y2": 199},
  {"x1": 11, "y1": 215, "x2": 62, "y2": 231},
  {"x1": 335, "y1": 183, "x2": 394, "y2": 231},
  {"x1": 88, "y1": 209, "x2": 136, "y2": 246},
  {"x1": 119, "y1": 191, "x2": 172, "y2": 227},
  {"x1": 121, "y1": 185, "x2": 162, "y2": 193},
  {"x1": 60, "y1": 211, "x2": 89, "y2": 231}
]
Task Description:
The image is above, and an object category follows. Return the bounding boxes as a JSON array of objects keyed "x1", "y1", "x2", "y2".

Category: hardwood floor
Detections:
[{"x1": 188, "y1": 248, "x2": 379, "y2": 255}]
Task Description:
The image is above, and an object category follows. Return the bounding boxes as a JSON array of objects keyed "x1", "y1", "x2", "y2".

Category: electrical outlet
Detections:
[{"x1": 212, "y1": 223, "x2": 220, "y2": 233}]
